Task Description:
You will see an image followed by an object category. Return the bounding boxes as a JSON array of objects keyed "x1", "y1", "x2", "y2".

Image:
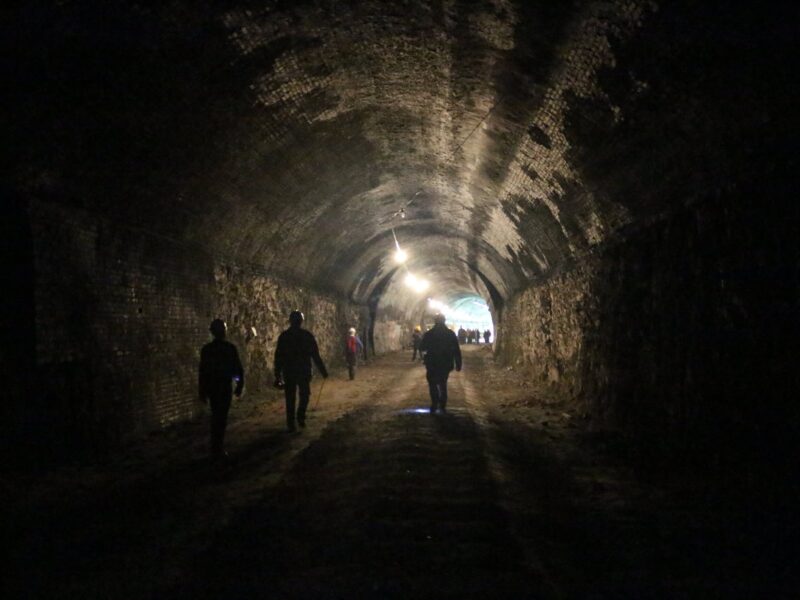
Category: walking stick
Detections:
[{"x1": 312, "y1": 378, "x2": 326, "y2": 412}]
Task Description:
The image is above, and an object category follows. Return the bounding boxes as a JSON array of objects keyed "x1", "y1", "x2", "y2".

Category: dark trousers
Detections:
[
  {"x1": 426, "y1": 370, "x2": 450, "y2": 411},
  {"x1": 412, "y1": 346, "x2": 420, "y2": 361},
  {"x1": 346, "y1": 353, "x2": 357, "y2": 380},
  {"x1": 209, "y1": 394, "x2": 232, "y2": 455},
  {"x1": 284, "y1": 379, "x2": 311, "y2": 429}
]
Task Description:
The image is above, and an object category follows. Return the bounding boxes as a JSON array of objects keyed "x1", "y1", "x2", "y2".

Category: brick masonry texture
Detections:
[
  {"x1": 29, "y1": 200, "x2": 214, "y2": 452},
  {"x1": 25, "y1": 200, "x2": 400, "y2": 456},
  {"x1": 5, "y1": 1, "x2": 797, "y2": 463},
  {"x1": 498, "y1": 180, "x2": 800, "y2": 459}
]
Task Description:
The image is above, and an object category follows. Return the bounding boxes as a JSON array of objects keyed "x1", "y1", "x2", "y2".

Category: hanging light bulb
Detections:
[{"x1": 392, "y1": 228, "x2": 408, "y2": 263}]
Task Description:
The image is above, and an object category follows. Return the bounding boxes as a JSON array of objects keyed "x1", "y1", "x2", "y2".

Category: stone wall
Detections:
[
  {"x1": 498, "y1": 184, "x2": 800, "y2": 463},
  {"x1": 212, "y1": 265, "x2": 366, "y2": 394},
  {"x1": 371, "y1": 319, "x2": 406, "y2": 356},
  {"x1": 20, "y1": 200, "x2": 371, "y2": 459},
  {"x1": 497, "y1": 264, "x2": 591, "y2": 399}
]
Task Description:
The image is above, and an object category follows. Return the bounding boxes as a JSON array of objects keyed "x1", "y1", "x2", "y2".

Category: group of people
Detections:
[
  {"x1": 199, "y1": 311, "x2": 347, "y2": 458},
  {"x1": 457, "y1": 327, "x2": 491, "y2": 345},
  {"x1": 201, "y1": 311, "x2": 461, "y2": 460}
]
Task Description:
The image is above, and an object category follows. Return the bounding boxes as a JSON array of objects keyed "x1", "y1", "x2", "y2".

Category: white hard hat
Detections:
[{"x1": 348, "y1": 327, "x2": 356, "y2": 334}]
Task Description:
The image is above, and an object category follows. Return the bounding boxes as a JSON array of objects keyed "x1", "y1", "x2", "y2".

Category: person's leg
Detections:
[
  {"x1": 297, "y1": 379, "x2": 311, "y2": 427},
  {"x1": 209, "y1": 395, "x2": 231, "y2": 456},
  {"x1": 347, "y1": 355, "x2": 356, "y2": 380},
  {"x1": 426, "y1": 371, "x2": 439, "y2": 412},
  {"x1": 284, "y1": 381, "x2": 297, "y2": 430},
  {"x1": 439, "y1": 372, "x2": 450, "y2": 411}
]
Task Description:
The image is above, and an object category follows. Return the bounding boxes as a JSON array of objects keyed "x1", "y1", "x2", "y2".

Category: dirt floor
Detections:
[{"x1": 3, "y1": 346, "x2": 797, "y2": 598}]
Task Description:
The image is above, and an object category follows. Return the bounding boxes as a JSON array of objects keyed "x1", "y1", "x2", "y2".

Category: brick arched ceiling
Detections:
[{"x1": 11, "y1": 1, "x2": 790, "y2": 313}]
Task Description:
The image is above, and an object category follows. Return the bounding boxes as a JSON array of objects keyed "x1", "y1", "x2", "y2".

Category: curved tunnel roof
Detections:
[{"x1": 11, "y1": 1, "x2": 779, "y2": 313}]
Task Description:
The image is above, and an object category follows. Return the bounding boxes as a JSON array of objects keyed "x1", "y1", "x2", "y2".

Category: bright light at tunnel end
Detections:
[
  {"x1": 428, "y1": 297, "x2": 494, "y2": 334},
  {"x1": 394, "y1": 248, "x2": 408, "y2": 263},
  {"x1": 428, "y1": 298, "x2": 448, "y2": 313}
]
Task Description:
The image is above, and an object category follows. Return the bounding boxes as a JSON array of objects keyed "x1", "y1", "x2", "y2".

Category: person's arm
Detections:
[
  {"x1": 356, "y1": 336, "x2": 364, "y2": 352},
  {"x1": 198, "y1": 347, "x2": 208, "y2": 402},
  {"x1": 232, "y1": 345, "x2": 244, "y2": 397},
  {"x1": 274, "y1": 334, "x2": 284, "y2": 382},
  {"x1": 311, "y1": 335, "x2": 328, "y2": 378},
  {"x1": 452, "y1": 334, "x2": 462, "y2": 372}
]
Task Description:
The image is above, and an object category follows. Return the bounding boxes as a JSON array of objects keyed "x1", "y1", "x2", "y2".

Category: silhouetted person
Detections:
[
  {"x1": 274, "y1": 310, "x2": 328, "y2": 431},
  {"x1": 411, "y1": 326, "x2": 422, "y2": 361},
  {"x1": 419, "y1": 313, "x2": 462, "y2": 413},
  {"x1": 199, "y1": 319, "x2": 244, "y2": 459},
  {"x1": 467, "y1": 329, "x2": 474, "y2": 344},
  {"x1": 344, "y1": 327, "x2": 364, "y2": 380},
  {"x1": 457, "y1": 326, "x2": 467, "y2": 345},
  {"x1": 484, "y1": 329, "x2": 492, "y2": 344}
]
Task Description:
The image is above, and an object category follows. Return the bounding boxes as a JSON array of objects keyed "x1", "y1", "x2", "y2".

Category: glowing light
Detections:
[
  {"x1": 391, "y1": 228, "x2": 407, "y2": 263},
  {"x1": 428, "y1": 298, "x2": 448, "y2": 313},
  {"x1": 405, "y1": 273, "x2": 429, "y2": 293},
  {"x1": 439, "y1": 295, "x2": 495, "y2": 337},
  {"x1": 428, "y1": 297, "x2": 483, "y2": 324},
  {"x1": 397, "y1": 408, "x2": 433, "y2": 415}
]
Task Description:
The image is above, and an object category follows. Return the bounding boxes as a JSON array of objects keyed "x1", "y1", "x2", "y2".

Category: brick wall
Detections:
[
  {"x1": 29, "y1": 200, "x2": 215, "y2": 456},
  {"x1": 498, "y1": 183, "x2": 800, "y2": 463},
  {"x1": 24, "y1": 200, "x2": 371, "y2": 458}
]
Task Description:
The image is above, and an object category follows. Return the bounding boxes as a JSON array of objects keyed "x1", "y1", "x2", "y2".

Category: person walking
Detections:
[
  {"x1": 199, "y1": 319, "x2": 244, "y2": 459},
  {"x1": 344, "y1": 327, "x2": 364, "y2": 380},
  {"x1": 484, "y1": 329, "x2": 492, "y2": 344},
  {"x1": 274, "y1": 310, "x2": 328, "y2": 431},
  {"x1": 411, "y1": 326, "x2": 422, "y2": 361},
  {"x1": 419, "y1": 313, "x2": 462, "y2": 413}
]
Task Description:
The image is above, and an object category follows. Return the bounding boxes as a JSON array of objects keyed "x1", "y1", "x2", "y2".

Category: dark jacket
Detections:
[
  {"x1": 199, "y1": 339, "x2": 244, "y2": 399},
  {"x1": 274, "y1": 326, "x2": 328, "y2": 382},
  {"x1": 420, "y1": 324, "x2": 462, "y2": 373},
  {"x1": 412, "y1": 331, "x2": 421, "y2": 349}
]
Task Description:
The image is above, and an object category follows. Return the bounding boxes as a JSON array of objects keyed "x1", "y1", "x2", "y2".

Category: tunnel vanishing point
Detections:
[{"x1": 3, "y1": 0, "x2": 799, "y2": 596}]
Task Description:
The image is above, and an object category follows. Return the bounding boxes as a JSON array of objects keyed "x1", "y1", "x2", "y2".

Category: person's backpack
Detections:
[{"x1": 346, "y1": 336, "x2": 357, "y2": 354}]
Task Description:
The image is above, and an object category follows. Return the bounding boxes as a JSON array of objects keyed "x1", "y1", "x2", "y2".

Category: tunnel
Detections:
[{"x1": 4, "y1": 1, "x2": 799, "y2": 597}]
